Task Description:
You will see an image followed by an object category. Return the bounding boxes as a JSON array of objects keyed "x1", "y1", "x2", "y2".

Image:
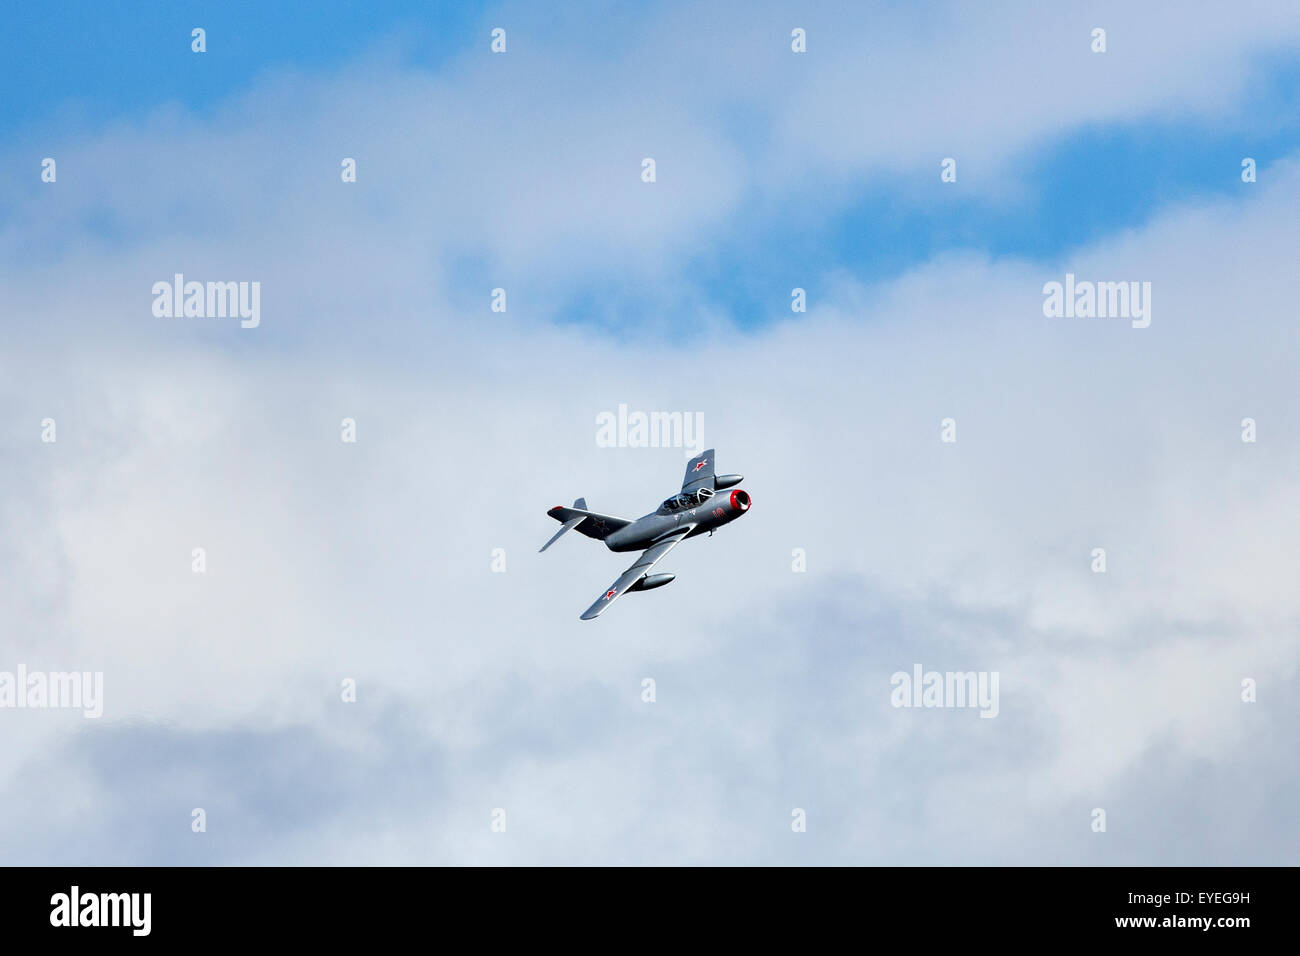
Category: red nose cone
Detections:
[{"x1": 729, "y1": 489, "x2": 751, "y2": 512}]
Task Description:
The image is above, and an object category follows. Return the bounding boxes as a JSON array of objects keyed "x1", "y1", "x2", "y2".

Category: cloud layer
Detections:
[{"x1": 2, "y1": 1, "x2": 1298, "y2": 864}]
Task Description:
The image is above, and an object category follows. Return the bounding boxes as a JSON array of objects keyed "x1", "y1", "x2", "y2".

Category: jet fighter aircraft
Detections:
[{"x1": 540, "y1": 448, "x2": 751, "y2": 620}]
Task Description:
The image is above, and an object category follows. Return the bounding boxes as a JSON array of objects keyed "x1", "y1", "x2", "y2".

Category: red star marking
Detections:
[
  {"x1": 693, "y1": 459, "x2": 708, "y2": 471},
  {"x1": 604, "y1": 589, "x2": 617, "y2": 600}
]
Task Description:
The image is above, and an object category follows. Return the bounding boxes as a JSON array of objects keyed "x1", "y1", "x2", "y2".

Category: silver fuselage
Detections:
[{"x1": 604, "y1": 488, "x2": 751, "y2": 552}]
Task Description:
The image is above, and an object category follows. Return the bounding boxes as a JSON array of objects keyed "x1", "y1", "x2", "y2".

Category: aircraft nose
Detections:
[{"x1": 729, "y1": 489, "x2": 751, "y2": 512}]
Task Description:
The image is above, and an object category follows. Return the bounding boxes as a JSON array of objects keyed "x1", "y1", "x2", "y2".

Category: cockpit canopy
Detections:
[{"x1": 661, "y1": 486, "x2": 714, "y2": 512}]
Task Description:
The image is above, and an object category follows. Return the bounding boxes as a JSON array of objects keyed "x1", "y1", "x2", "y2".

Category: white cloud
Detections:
[{"x1": 2, "y1": 3, "x2": 1299, "y2": 863}]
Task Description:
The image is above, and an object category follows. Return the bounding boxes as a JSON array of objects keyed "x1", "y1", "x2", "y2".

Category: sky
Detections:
[{"x1": 1, "y1": 1, "x2": 1298, "y2": 865}]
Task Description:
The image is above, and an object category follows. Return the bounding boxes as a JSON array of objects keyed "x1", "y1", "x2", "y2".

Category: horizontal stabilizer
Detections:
[
  {"x1": 541, "y1": 499, "x2": 632, "y2": 550},
  {"x1": 540, "y1": 513, "x2": 585, "y2": 552}
]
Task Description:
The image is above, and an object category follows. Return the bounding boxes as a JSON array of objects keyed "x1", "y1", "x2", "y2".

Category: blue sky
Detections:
[
  {"x1": 3, "y1": 1, "x2": 1300, "y2": 865},
  {"x1": 1, "y1": 1, "x2": 485, "y2": 131},
  {"x1": 9, "y1": 1, "x2": 1300, "y2": 334}
]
